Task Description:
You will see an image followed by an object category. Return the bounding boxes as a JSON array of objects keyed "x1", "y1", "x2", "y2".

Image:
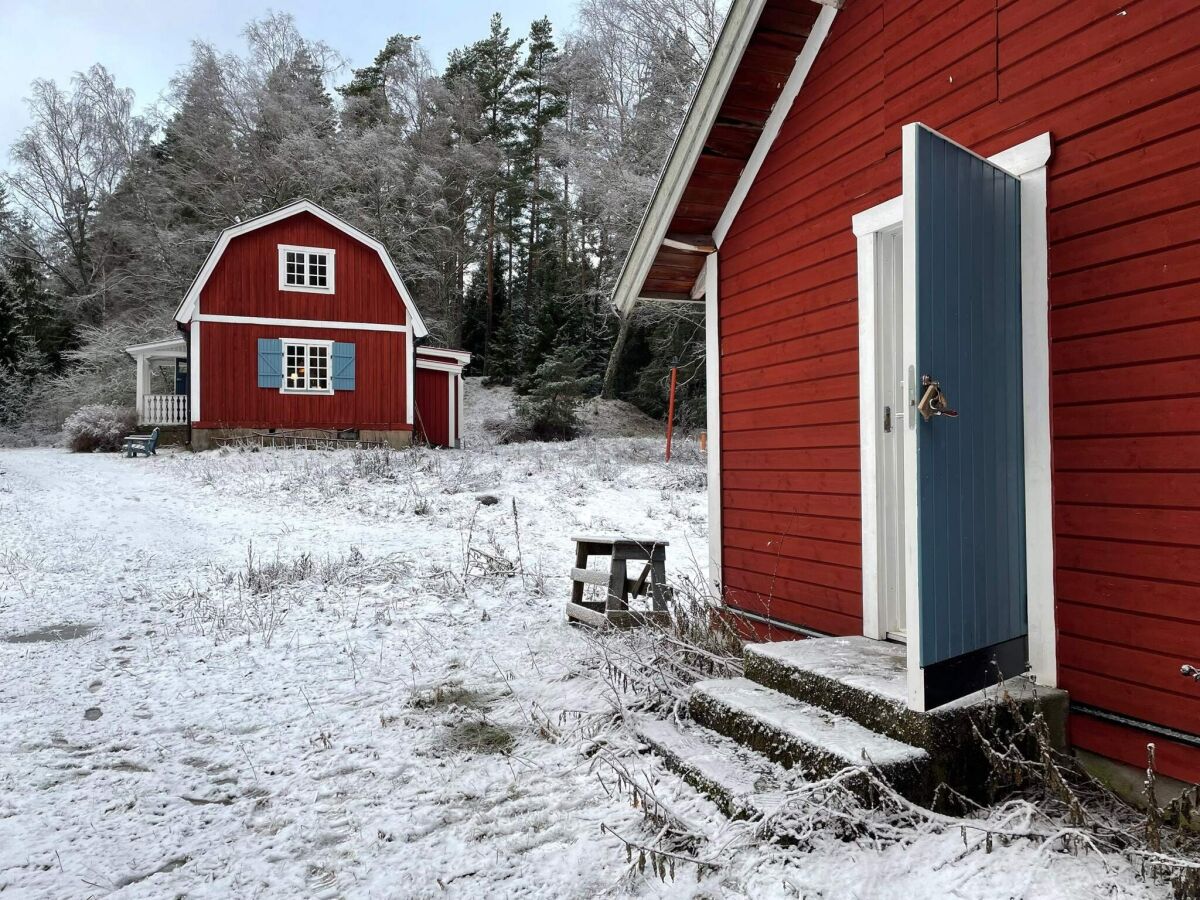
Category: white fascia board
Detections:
[
  {"x1": 713, "y1": 4, "x2": 838, "y2": 248},
  {"x1": 415, "y1": 360, "x2": 464, "y2": 374},
  {"x1": 174, "y1": 199, "x2": 429, "y2": 338},
  {"x1": 124, "y1": 337, "x2": 187, "y2": 357},
  {"x1": 416, "y1": 347, "x2": 473, "y2": 365},
  {"x1": 610, "y1": 0, "x2": 772, "y2": 315}
]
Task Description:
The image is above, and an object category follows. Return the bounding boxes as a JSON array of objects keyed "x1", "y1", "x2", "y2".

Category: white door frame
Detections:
[{"x1": 852, "y1": 130, "x2": 1055, "y2": 710}]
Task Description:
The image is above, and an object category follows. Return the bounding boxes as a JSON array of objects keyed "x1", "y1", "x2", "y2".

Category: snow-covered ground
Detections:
[{"x1": 0, "y1": 384, "x2": 1172, "y2": 898}]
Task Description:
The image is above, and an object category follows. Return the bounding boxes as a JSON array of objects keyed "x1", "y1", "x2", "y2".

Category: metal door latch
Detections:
[
  {"x1": 883, "y1": 406, "x2": 892, "y2": 433},
  {"x1": 917, "y1": 375, "x2": 959, "y2": 422}
]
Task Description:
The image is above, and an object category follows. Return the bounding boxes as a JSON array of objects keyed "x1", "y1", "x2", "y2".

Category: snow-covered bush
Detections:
[{"x1": 61, "y1": 404, "x2": 137, "y2": 452}]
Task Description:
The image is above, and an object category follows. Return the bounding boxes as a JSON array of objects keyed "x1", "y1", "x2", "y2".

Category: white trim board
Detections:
[
  {"x1": 456, "y1": 375, "x2": 465, "y2": 448},
  {"x1": 415, "y1": 360, "x2": 464, "y2": 374},
  {"x1": 853, "y1": 130, "x2": 1055, "y2": 710},
  {"x1": 174, "y1": 199, "x2": 428, "y2": 338},
  {"x1": 713, "y1": 5, "x2": 838, "y2": 248},
  {"x1": 189, "y1": 321, "x2": 201, "y2": 424},
  {"x1": 704, "y1": 252, "x2": 724, "y2": 598},
  {"x1": 196, "y1": 314, "x2": 408, "y2": 333},
  {"x1": 416, "y1": 347, "x2": 473, "y2": 365},
  {"x1": 125, "y1": 337, "x2": 186, "y2": 357}
]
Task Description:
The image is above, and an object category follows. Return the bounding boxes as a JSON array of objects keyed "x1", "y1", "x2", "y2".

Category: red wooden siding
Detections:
[
  {"x1": 717, "y1": 0, "x2": 1200, "y2": 779},
  {"x1": 197, "y1": 323, "x2": 408, "y2": 430},
  {"x1": 200, "y1": 211, "x2": 408, "y2": 325},
  {"x1": 415, "y1": 368, "x2": 451, "y2": 447}
]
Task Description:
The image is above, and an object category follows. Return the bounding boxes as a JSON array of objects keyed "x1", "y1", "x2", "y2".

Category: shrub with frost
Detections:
[{"x1": 61, "y1": 404, "x2": 137, "y2": 453}]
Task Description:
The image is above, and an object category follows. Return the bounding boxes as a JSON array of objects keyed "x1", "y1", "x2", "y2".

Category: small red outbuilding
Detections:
[
  {"x1": 415, "y1": 347, "x2": 471, "y2": 449},
  {"x1": 147, "y1": 199, "x2": 469, "y2": 449},
  {"x1": 614, "y1": 0, "x2": 1200, "y2": 785}
]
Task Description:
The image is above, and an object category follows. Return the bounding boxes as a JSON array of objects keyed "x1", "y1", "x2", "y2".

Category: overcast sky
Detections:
[{"x1": 0, "y1": 0, "x2": 578, "y2": 157}]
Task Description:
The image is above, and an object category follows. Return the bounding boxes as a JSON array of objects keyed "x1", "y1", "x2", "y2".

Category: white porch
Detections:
[{"x1": 125, "y1": 337, "x2": 189, "y2": 426}]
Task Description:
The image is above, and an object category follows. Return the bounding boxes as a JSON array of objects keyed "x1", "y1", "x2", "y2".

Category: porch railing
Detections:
[{"x1": 142, "y1": 394, "x2": 189, "y2": 425}]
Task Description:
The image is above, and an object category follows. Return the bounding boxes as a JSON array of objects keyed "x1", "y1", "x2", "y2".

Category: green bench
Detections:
[{"x1": 123, "y1": 427, "x2": 160, "y2": 458}]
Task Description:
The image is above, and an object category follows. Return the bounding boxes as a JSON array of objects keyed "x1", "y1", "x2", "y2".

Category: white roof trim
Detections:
[
  {"x1": 416, "y1": 347, "x2": 473, "y2": 364},
  {"x1": 173, "y1": 199, "x2": 429, "y2": 338},
  {"x1": 713, "y1": 4, "x2": 838, "y2": 247},
  {"x1": 415, "y1": 359, "x2": 466, "y2": 374},
  {"x1": 611, "y1": 0, "x2": 838, "y2": 314},
  {"x1": 609, "y1": 0, "x2": 773, "y2": 315},
  {"x1": 125, "y1": 337, "x2": 186, "y2": 357}
]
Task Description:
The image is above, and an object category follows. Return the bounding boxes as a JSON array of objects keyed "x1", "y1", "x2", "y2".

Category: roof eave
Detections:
[{"x1": 610, "y1": 0, "x2": 772, "y2": 316}]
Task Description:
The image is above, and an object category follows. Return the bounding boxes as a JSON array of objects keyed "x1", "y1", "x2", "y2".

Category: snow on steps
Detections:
[
  {"x1": 743, "y1": 637, "x2": 1070, "y2": 800},
  {"x1": 744, "y1": 637, "x2": 915, "y2": 745},
  {"x1": 634, "y1": 717, "x2": 795, "y2": 820},
  {"x1": 689, "y1": 677, "x2": 932, "y2": 803}
]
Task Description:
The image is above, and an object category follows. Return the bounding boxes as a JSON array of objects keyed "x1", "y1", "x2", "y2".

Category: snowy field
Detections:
[{"x1": 0, "y1": 384, "x2": 1172, "y2": 898}]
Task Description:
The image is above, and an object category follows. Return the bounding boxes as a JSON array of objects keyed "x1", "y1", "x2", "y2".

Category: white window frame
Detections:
[
  {"x1": 852, "y1": 131, "x2": 1054, "y2": 710},
  {"x1": 280, "y1": 338, "x2": 335, "y2": 395},
  {"x1": 278, "y1": 244, "x2": 336, "y2": 294}
]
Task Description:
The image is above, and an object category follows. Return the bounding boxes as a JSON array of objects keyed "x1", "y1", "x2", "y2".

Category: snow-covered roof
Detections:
[
  {"x1": 125, "y1": 337, "x2": 186, "y2": 358},
  {"x1": 173, "y1": 199, "x2": 429, "y2": 338}
]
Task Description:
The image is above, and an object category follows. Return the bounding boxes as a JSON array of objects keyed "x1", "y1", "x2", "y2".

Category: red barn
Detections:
[
  {"x1": 127, "y1": 200, "x2": 470, "y2": 449},
  {"x1": 615, "y1": 0, "x2": 1200, "y2": 788}
]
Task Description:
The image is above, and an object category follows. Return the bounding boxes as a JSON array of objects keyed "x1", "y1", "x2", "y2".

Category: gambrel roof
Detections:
[{"x1": 173, "y1": 199, "x2": 429, "y2": 338}]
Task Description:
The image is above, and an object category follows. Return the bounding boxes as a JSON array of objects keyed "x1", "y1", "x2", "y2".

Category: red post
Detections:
[{"x1": 665, "y1": 366, "x2": 678, "y2": 462}]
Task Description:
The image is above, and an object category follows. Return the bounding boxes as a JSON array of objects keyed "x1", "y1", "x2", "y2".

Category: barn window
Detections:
[
  {"x1": 278, "y1": 245, "x2": 335, "y2": 294},
  {"x1": 280, "y1": 339, "x2": 334, "y2": 394}
]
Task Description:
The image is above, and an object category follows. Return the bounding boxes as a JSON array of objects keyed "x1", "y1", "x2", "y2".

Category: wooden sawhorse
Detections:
[{"x1": 566, "y1": 534, "x2": 671, "y2": 628}]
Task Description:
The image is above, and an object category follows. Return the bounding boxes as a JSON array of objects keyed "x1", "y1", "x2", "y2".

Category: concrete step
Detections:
[
  {"x1": 634, "y1": 717, "x2": 795, "y2": 820},
  {"x1": 744, "y1": 637, "x2": 915, "y2": 745},
  {"x1": 742, "y1": 636, "x2": 1070, "y2": 800},
  {"x1": 689, "y1": 677, "x2": 931, "y2": 803}
]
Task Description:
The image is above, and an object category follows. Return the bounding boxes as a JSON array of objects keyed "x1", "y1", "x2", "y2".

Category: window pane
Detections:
[
  {"x1": 285, "y1": 343, "x2": 304, "y2": 388},
  {"x1": 286, "y1": 251, "x2": 304, "y2": 285},
  {"x1": 309, "y1": 345, "x2": 328, "y2": 389},
  {"x1": 309, "y1": 254, "x2": 327, "y2": 287}
]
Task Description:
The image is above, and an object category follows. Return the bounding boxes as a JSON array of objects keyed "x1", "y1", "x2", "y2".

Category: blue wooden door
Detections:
[{"x1": 906, "y1": 123, "x2": 1027, "y2": 706}]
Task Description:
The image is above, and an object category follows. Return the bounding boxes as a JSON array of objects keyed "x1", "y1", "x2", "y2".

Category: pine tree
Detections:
[
  {"x1": 514, "y1": 19, "x2": 567, "y2": 291},
  {"x1": 338, "y1": 34, "x2": 427, "y2": 132},
  {"x1": 446, "y1": 14, "x2": 523, "y2": 364},
  {"x1": 512, "y1": 344, "x2": 600, "y2": 441}
]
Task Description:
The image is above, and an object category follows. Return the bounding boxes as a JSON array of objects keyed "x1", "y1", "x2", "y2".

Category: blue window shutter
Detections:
[
  {"x1": 257, "y1": 338, "x2": 282, "y2": 388},
  {"x1": 332, "y1": 342, "x2": 356, "y2": 391}
]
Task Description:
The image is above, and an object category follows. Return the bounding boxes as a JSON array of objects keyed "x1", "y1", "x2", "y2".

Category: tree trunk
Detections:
[
  {"x1": 484, "y1": 192, "x2": 496, "y2": 371},
  {"x1": 601, "y1": 307, "x2": 632, "y2": 400}
]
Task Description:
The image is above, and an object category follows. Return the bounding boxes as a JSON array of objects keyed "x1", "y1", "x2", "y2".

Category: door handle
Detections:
[{"x1": 917, "y1": 375, "x2": 958, "y2": 422}]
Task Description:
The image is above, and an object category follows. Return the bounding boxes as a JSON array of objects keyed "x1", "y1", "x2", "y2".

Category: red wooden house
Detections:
[
  {"x1": 127, "y1": 200, "x2": 469, "y2": 449},
  {"x1": 614, "y1": 0, "x2": 1200, "y2": 787}
]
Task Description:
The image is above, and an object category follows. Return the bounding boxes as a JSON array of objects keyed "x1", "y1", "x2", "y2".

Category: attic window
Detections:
[{"x1": 278, "y1": 245, "x2": 335, "y2": 294}]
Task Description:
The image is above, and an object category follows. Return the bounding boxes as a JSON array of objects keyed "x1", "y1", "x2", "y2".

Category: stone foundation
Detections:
[
  {"x1": 190, "y1": 428, "x2": 413, "y2": 451},
  {"x1": 360, "y1": 430, "x2": 413, "y2": 450}
]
